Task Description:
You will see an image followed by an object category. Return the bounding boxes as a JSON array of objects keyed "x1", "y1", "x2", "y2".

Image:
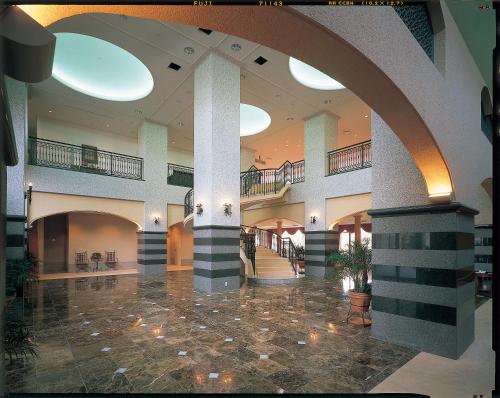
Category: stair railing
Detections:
[
  {"x1": 240, "y1": 227, "x2": 256, "y2": 276},
  {"x1": 240, "y1": 160, "x2": 304, "y2": 197},
  {"x1": 240, "y1": 225, "x2": 298, "y2": 276}
]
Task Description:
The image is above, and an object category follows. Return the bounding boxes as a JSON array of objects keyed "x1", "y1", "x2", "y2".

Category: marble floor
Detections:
[{"x1": 6, "y1": 271, "x2": 418, "y2": 394}]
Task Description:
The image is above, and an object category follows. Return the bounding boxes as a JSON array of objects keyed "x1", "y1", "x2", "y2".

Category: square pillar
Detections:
[
  {"x1": 138, "y1": 121, "x2": 169, "y2": 274},
  {"x1": 304, "y1": 229, "x2": 339, "y2": 278},
  {"x1": 303, "y1": 112, "x2": 338, "y2": 278},
  {"x1": 474, "y1": 224, "x2": 492, "y2": 272},
  {"x1": 137, "y1": 231, "x2": 167, "y2": 275},
  {"x1": 6, "y1": 77, "x2": 27, "y2": 260},
  {"x1": 193, "y1": 52, "x2": 240, "y2": 293},
  {"x1": 369, "y1": 203, "x2": 477, "y2": 359}
]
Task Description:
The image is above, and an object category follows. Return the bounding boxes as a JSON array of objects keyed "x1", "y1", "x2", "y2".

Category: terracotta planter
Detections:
[{"x1": 348, "y1": 290, "x2": 371, "y2": 312}]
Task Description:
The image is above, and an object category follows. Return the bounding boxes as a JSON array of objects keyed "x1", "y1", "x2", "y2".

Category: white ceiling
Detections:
[{"x1": 28, "y1": 13, "x2": 371, "y2": 154}]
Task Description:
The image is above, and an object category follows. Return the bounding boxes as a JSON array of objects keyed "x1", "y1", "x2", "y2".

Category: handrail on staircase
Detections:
[
  {"x1": 240, "y1": 225, "x2": 298, "y2": 276},
  {"x1": 240, "y1": 160, "x2": 304, "y2": 197}
]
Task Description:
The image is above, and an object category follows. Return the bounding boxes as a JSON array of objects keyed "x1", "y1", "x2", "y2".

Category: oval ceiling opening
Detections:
[
  {"x1": 289, "y1": 57, "x2": 344, "y2": 91},
  {"x1": 52, "y1": 32, "x2": 154, "y2": 101},
  {"x1": 240, "y1": 103, "x2": 271, "y2": 136}
]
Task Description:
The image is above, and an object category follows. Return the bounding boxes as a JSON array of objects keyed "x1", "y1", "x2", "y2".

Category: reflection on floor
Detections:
[
  {"x1": 7, "y1": 271, "x2": 418, "y2": 394},
  {"x1": 370, "y1": 298, "x2": 494, "y2": 398},
  {"x1": 39, "y1": 265, "x2": 193, "y2": 281},
  {"x1": 39, "y1": 269, "x2": 139, "y2": 281}
]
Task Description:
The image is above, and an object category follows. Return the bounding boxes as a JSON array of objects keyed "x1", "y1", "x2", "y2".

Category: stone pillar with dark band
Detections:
[
  {"x1": 137, "y1": 231, "x2": 167, "y2": 275},
  {"x1": 474, "y1": 224, "x2": 492, "y2": 272},
  {"x1": 369, "y1": 203, "x2": 477, "y2": 359},
  {"x1": 305, "y1": 230, "x2": 339, "y2": 278},
  {"x1": 6, "y1": 215, "x2": 25, "y2": 260},
  {"x1": 193, "y1": 225, "x2": 241, "y2": 292}
]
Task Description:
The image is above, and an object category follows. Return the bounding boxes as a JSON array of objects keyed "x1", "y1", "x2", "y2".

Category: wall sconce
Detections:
[
  {"x1": 25, "y1": 182, "x2": 33, "y2": 203},
  {"x1": 153, "y1": 216, "x2": 160, "y2": 225},
  {"x1": 224, "y1": 203, "x2": 232, "y2": 217},
  {"x1": 310, "y1": 215, "x2": 317, "y2": 224},
  {"x1": 196, "y1": 203, "x2": 204, "y2": 216}
]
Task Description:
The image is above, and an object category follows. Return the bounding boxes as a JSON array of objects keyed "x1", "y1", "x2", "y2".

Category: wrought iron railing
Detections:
[
  {"x1": 240, "y1": 160, "x2": 304, "y2": 197},
  {"x1": 327, "y1": 140, "x2": 372, "y2": 176},
  {"x1": 184, "y1": 188, "x2": 194, "y2": 218},
  {"x1": 241, "y1": 225, "x2": 298, "y2": 276},
  {"x1": 28, "y1": 137, "x2": 143, "y2": 180},
  {"x1": 240, "y1": 227, "x2": 256, "y2": 276},
  {"x1": 167, "y1": 163, "x2": 194, "y2": 188}
]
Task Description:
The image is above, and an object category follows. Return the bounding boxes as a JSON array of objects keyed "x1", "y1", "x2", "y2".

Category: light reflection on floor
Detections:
[{"x1": 6, "y1": 271, "x2": 418, "y2": 393}]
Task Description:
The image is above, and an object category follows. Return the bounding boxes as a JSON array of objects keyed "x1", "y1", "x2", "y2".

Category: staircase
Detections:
[{"x1": 254, "y1": 247, "x2": 296, "y2": 278}]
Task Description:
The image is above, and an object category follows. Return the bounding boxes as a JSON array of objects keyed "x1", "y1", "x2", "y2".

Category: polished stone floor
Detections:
[{"x1": 6, "y1": 271, "x2": 418, "y2": 393}]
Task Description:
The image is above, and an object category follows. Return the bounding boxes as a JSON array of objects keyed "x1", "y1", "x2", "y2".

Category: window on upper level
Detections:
[{"x1": 393, "y1": 4, "x2": 434, "y2": 62}]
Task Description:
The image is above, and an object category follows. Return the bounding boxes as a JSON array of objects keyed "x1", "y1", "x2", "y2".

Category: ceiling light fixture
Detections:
[
  {"x1": 184, "y1": 47, "x2": 195, "y2": 55},
  {"x1": 52, "y1": 33, "x2": 154, "y2": 101},
  {"x1": 48, "y1": 109, "x2": 53, "y2": 113},
  {"x1": 289, "y1": 57, "x2": 344, "y2": 90},
  {"x1": 231, "y1": 43, "x2": 242, "y2": 52},
  {"x1": 240, "y1": 104, "x2": 271, "y2": 136}
]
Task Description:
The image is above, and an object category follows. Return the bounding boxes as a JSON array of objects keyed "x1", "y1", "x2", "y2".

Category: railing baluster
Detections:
[{"x1": 28, "y1": 137, "x2": 143, "y2": 180}]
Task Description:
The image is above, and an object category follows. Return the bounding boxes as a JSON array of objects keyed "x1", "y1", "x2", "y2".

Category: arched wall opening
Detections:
[
  {"x1": 29, "y1": 191, "x2": 144, "y2": 230},
  {"x1": 20, "y1": 5, "x2": 453, "y2": 198},
  {"x1": 29, "y1": 211, "x2": 139, "y2": 274},
  {"x1": 167, "y1": 221, "x2": 193, "y2": 267}
]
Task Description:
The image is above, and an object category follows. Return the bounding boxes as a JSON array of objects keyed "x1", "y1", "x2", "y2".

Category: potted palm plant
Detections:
[{"x1": 327, "y1": 238, "x2": 372, "y2": 313}]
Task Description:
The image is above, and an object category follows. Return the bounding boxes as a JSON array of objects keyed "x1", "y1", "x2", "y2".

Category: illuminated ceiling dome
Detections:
[
  {"x1": 240, "y1": 104, "x2": 271, "y2": 136},
  {"x1": 52, "y1": 33, "x2": 154, "y2": 101},
  {"x1": 289, "y1": 57, "x2": 345, "y2": 91}
]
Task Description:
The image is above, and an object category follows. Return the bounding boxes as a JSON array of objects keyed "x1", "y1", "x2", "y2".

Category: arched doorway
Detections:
[{"x1": 29, "y1": 211, "x2": 140, "y2": 275}]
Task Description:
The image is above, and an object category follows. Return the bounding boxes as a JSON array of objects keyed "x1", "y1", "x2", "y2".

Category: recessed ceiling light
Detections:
[
  {"x1": 198, "y1": 28, "x2": 213, "y2": 35},
  {"x1": 289, "y1": 57, "x2": 344, "y2": 90},
  {"x1": 168, "y1": 62, "x2": 181, "y2": 71},
  {"x1": 52, "y1": 33, "x2": 154, "y2": 101},
  {"x1": 363, "y1": 114, "x2": 368, "y2": 118},
  {"x1": 254, "y1": 56, "x2": 268, "y2": 66},
  {"x1": 184, "y1": 47, "x2": 194, "y2": 55},
  {"x1": 231, "y1": 43, "x2": 242, "y2": 52},
  {"x1": 240, "y1": 104, "x2": 271, "y2": 136},
  {"x1": 48, "y1": 109, "x2": 53, "y2": 113}
]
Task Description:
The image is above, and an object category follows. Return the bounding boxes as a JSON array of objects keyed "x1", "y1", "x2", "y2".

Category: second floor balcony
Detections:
[{"x1": 28, "y1": 137, "x2": 144, "y2": 180}]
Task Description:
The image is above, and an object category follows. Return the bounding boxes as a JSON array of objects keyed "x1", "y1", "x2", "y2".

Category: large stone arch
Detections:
[
  {"x1": 326, "y1": 193, "x2": 371, "y2": 229},
  {"x1": 29, "y1": 191, "x2": 144, "y2": 229},
  {"x1": 20, "y1": 4, "x2": 453, "y2": 198}
]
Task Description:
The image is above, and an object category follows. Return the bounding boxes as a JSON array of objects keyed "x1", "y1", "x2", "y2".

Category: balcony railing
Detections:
[
  {"x1": 184, "y1": 188, "x2": 194, "y2": 218},
  {"x1": 327, "y1": 140, "x2": 372, "y2": 176},
  {"x1": 240, "y1": 160, "x2": 305, "y2": 197},
  {"x1": 167, "y1": 163, "x2": 194, "y2": 188},
  {"x1": 28, "y1": 137, "x2": 143, "y2": 180}
]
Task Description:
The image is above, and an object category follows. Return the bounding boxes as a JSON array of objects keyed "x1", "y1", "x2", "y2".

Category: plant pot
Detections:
[{"x1": 348, "y1": 290, "x2": 371, "y2": 312}]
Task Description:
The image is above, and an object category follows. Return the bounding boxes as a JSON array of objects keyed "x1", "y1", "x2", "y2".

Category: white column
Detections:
[
  {"x1": 193, "y1": 52, "x2": 240, "y2": 228},
  {"x1": 137, "y1": 120, "x2": 168, "y2": 274},
  {"x1": 304, "y1": 112, "x2": 338, "y2": 231},
  {"x1": 193, "y1": 52, "x2": 240, "y2": 293}
]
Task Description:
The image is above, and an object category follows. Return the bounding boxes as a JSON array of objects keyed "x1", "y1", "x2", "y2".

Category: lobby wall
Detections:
[
  {"x1": 167, "y1": 222, "x2": 193, "y2": 265},
  {"x1": 67, "y1": 212, "x2": 138, "y2": 268}
]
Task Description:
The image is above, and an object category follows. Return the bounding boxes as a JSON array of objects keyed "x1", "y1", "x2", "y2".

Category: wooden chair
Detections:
[
  {"x1": 105, "y1": 251, "x2": 118, "y2": 268},
  {"x1": 75, "y1": 252, "x2": 89, "y2": 272}
]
